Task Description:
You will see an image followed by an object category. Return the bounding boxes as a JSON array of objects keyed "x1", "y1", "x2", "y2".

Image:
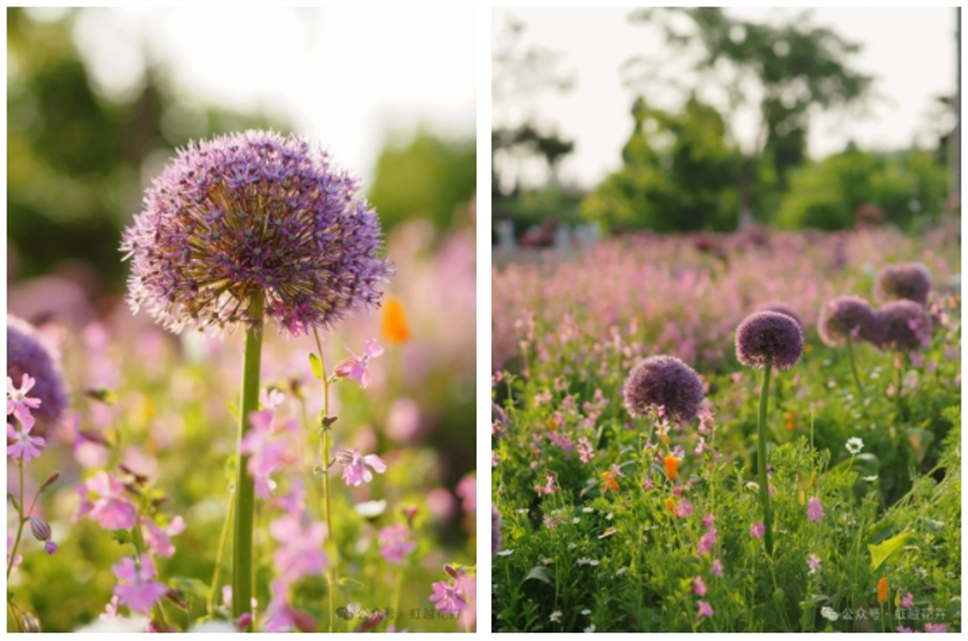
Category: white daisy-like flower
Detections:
[
  {"x1": 577, "y1": 557, "x2": 591, "y2": 566},
  {"x1": 573, "y1": 518, "x2": 582, "y2": 524},
  {"x1": 582, "y1": 507, "x2": 594, "y2": 513},
  {"x1": 615, "y1": 566, "x2": 629, "y2": 576},
  {"x1": 821, "y1": 606, "x2": 839, "y2": 621},
  {"x1": 550, "y1": 611, "x2": 562, "y2": 623},
  {"x1": 542, "y1": 558, "x2": 554, "y2": 565},
  {"x1": 496, "y1": 549, "x2": 514, "y2": 557},
  {"x1": 515, "y1": 508, "x2": 528, "y2": 515},
  {"x1": 588, "y1": 559, "x2": 600, "y2": 567},
  {"x1": 581, "y1": 609, "x2": 592, "y2": 616},
  {"x1": 354, "y1": 499, "x2": 387, "y2": 518},
  {"x1": 606, "y1": 512, "x2": 614, "y2": 520},
  {"x1": 746, "y1": 481, "x2": 760, "y2": 492},
  {"x1": 567, "y1": 542, "x2": 578, "y2": 550},
  {"x1": 584, "y1": 624, "x2": 596, "y2": 633},
  {"x1": 915, "y1": 566, "x2": 928, "y2": 579},
  {"x1": 846, "y1": 437, "x2": 864, "y2": 455}
]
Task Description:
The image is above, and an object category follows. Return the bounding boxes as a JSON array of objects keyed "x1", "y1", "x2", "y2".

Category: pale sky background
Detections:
[
  {"x1": 27, "y1": 6, "x2": 477, "y2": 186},
  {"x1": 493, "y1": 6, "x2": 959, "y2": 190}
]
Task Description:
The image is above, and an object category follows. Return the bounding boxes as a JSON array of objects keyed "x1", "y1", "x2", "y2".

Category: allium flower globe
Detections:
[
  {"x1": 7, "y1": 315, "x2": 68, "y2": 433},
  {"x1": 120, "y1": 130, "x2": 393, "y2": 335},
  {"x1": 817, "y1": 296, "x2": 878, "y2": 347},
  {"x1": 759, "y1": 303, "x2": 804, "y2": 331},
  {"x1": 622, "y1": 355, "x2": 705, "y2": 425},
  {"x1": 873, "y1": 262, "x2": 932, "y2": 306},
  {"x1": 735, "y1": 311, "x2": 803, "y2": 370},
  {"x1": 874, "y1": 300, "x2": 933, "y2": 352}
]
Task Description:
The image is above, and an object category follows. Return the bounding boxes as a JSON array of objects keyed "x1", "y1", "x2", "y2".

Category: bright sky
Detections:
[
  {"x1": 493, "y1": 6, "x2": 959, "y2": 189},
  {"x1": 55, "y1": 6, "x2": 477, "y2": 185}
]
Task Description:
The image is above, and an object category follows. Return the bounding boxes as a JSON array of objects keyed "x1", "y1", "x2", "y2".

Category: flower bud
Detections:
[{"x1": 28, "y1": 517, "x2": 51, "y2": 542}]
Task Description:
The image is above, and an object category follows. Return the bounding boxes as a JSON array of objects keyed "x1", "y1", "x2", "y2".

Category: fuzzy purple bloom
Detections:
[
  {"x1": 873, "y1": 262, "x2": 932, "y2": 307},
  {"x1": 817, "y1": 296, "x2": 878, "y2": 347},
  {"x1": 120, "y1": 130, "x2": 393, "y2": 336},
  {"x1": 759, "y1": 303, "x2": 804, "y2": 331},
  {"x1": 7, "y1": 315, "x2": 68, "y2": 435},
  {"x1": 735, "y1": 311, "x2": 803, "y2": 370},
  {"x1": 622, "y1": 355, "x2": 705, "y2": 425},
  {"x1": 874, "y1": 300, "x2": 933, "y2": 352}
]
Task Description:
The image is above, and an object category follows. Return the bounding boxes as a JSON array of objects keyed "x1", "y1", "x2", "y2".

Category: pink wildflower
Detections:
[
  {"x1": 142, "y1": 516, "x2": 187, "y2": 558},
  {"x1": 429, "y1": 580, "x2": 466, "y2": 616},
  {"x1": 924, "y1": 623, "x2": 947, "y2": 633},
  {"x1": 263, "y1": 579, "x2": 315, "y2": 632},
  {"x1": 269, "y1": 515, "x2": 328, "y2": 583},
  {"x1": 710, "y1": 559, "x2": 724, "y2": 577},
  {"x1": 807, "y1": 497, "x2": 824, "y2": 523},
  {"x1": 807, "y1": 553, "x2": 822, "y2": 575},
  {"x1": 697, "y1": 528, "x2": 717, "y2": 555},
  {"x1": 577, "y1": 437, "x2": 594, "y2": 463},
  {"x1": 702, "y1": 514, "x2": 715, "y2": 530},
  {"x1": 901, "y1": 592, "x2": 914, "y2": 609},
  {"x1": 535, "y1": 472, "x2": 557, "y2": 496},
  {"x1": 675, "y1": 500, "x2": 693, "y2": 519},
  {"x1": 335, "y1": 448, "x2": 387, "y2": 487},
  {"x1": 240, "y1": 410, "x2": 296, "y2": 499},
  {"x1": 750, "y1": 522, "x2": 765, "y2": 539},
  {"x1": 334, "y1": 339, "x2": 384, "y2": 389},
  {"x1": 99, "y1": 595, "x2": 120, "y2": 620},
  {"x1": 693, "y1": 576, "x2": 707, "y2": 596},
  {"x1": 378, "y1": 523, "x2": 416, "y2": 565},
  {"x1": 7, "y1": 421, "x2": 45, "y2": 462},
  {"x1": 697, "y1": 600, "x2": 714, "y2": 618},
  {"x1": 7, "y1": 374, "x2": 41, "y2": 429},
  {"x1": 84, "y1": 471, "x2": 138, "y2": 530},
  {"x1": 112, "y1": 554, "x2": 168, "y2": 614},
  {"x1": 456, "y1": 473, "x2": 476, "y2": 513}
]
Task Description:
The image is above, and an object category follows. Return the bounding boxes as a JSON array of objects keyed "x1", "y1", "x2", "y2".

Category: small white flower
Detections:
[
  {"x1": 567, "y1": 542, "x2": 578, "y2": 550},
  {"x1": 582, "y1": 507, "x2": 594, "y2": 513},
  {"x1": 584, "y1": 624, "x2": 596, "y2": 633},
  {"x1": 542, "y1": 558, "x2": 554, "y2": 565},
  {"x1": 821, "y1": 606, "x2": 839, "y2": 621},
  {"x1": 862, "y1": 475, "x2": 878, "y2": 482},
  {"x1": 496, "y1": 549, "x2": 514, "y2": 557},
  {"x1": 588, "y1": 559, "x2": 600, "y2": 567},
  {"x1": 615, "y1": 566, "x2": 628, "y2": 576},
  {"x1": 573, "y1": 518, "x2": 582, "y2": 524},
  {"x1": 550, "y1": 611, "x2": 562, "y2": 623},
  {"x1": 581, "y1": 609, "x2": 592, "y2": 616},
  {"x1": 846, "y1": 437, "x2": 864, "y2": 455},
  {"x1": 515, "y1": 508, "x2": 529, "y2": 515},
  {"x1": 915, "y1": 566, "x2": 928, "y2": 579},
  {"x1": 577, "y1": 557, "x2": 591, "y2": 566},
  {"x1": 745, "y1": 481, "x2": 760, "y2": 492},
  {"x1": 606, "y1": 512, "x2": 614, "y2": 520}
]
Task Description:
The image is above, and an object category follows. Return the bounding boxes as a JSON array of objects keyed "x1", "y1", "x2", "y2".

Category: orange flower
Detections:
[
  {"x1": 785, "y1": 410, "x2": 796, "y2": 432},
  {"x1": 659, "y1": 433, "x2": 671, "y2": 445},
  {"x1": 381, "y1": 297, "x2": 411, "y2": 344},
  {"x1": 667, "y1": 497, "x2": 676, "y2": 513},
  {"x1": 548, "y1": 419, "x2": 558, "y2": 431},
  {"x1": 601, "y1": 471, "x2": 619, "y2": 492},
  {"x1": 877, "y1": 577, "x2": 888, "y2": 603},
  {"x1": 809, "y1": 471, "x2": 817, "y2": 489},
  {"x1": 804, "y1": 344, "x2": 813, "y2": 354},
  {"x1": 664, "y1": 455, "x2": 680, "y2": 481}
]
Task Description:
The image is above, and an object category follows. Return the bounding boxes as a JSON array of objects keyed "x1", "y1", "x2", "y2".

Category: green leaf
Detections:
[
  {"x1": 869, "y1": 531, "x2": 910, "y2": 571},
  {"x1": 522, "y1": 566, "x2": 554, "y2": 585},
  {"x1": 830, "y1": 453, "x2": 879, "y2": 478},
  {"x1": 112, "y1": 529, "x2": 133, "y2": 546},
  {"x1": 8, "y1": 493, "x2": 21, "y2": 512},
  {"x1": 309, "y1": 353, "x2": 324, "y2": 379},
  {"x1": 338, "y1": 578, "x2": 364, "y2": 591}
]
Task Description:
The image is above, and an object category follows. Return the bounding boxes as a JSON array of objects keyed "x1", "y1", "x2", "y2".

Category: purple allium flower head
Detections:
[
  {"x1": 622, "y1": 355, "x2": 705, "y2": 425},
  {"x1": 817, "y1": 296, "x2": 878, "y2": 347},
  {"x1": 120, "y1": 130, "x2": 393, "y2": 336},
  {"x1": 7, "y1": 316, "x2": 68, "y2": 434},
  {"x1": 873, "y1": 262, "x2": 932, "y2": 307},
  {"x1": 874, "y1": 300, "x2": 933, "y2": 352},
  {"x1": 735, "y1": 311, "x2": 803, "y2": 370},
  {"x1": 759, "y1": 303, "x2": 804, "y2": 331}
]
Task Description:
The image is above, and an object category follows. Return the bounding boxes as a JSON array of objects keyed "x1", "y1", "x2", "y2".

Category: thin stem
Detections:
[
  {"x1": 895, "y1": 360, "x2": 904, "y2": 420},
  {"x1": 232, "y1": 293, "x2": 265, "y2": 631},
  {"x1": 208, "y1": 489, "x2": 235, "y2": 619},
  {"x1": 7, "y1": 459, "x2": 25, "y2": 579},
  {"x1": 845, "y1": 335, "x2": 866, "y2": 406},
  {"x1": 756, "y1": 363, "x2": 775, "y2": 557},
  {"x1": 312, "y1": 328, "x2": 336, "y2": 633}
]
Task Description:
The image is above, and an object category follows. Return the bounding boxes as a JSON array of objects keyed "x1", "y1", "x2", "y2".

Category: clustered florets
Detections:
[
  {"x1": 622, "y1": 355, "x2": 705, "y2": 425},
  {"x1": 7, "y1": 315, "x2": 68, "y2": 434},
  {"x1": 121, "y1": 130, "x2": 393, "y2": 336},
  {"x1": 874, "y1": 300, "x2": 933, "y2": 352},
  {"x1": 817, "y1": 295, "x2": 878, "y2": 347},
  {"x1": 735, "y1": 311, "x2": 803, "y2": 370},
  {"x1": 873, "y1": 262, "x2": 932, "y2": 307}
]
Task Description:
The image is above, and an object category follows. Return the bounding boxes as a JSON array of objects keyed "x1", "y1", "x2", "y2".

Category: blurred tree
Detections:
[
  {"x1": 581, "y1": 95, "x2": 741, "y2": 232},
  {"x1": 366, "y1": 130, "x2": 475, "y2": 234},
  {"x1": 7, "y1": 7, "x2": 285, "y2": 292},
  {"x1": 625, "y1": 8, "x2": 873, "y2": 225},
  {"x1": 776, "y1": 147, "x2": 947, "y2": 231}
]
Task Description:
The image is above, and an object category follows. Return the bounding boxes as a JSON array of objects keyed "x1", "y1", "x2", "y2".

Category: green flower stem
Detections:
[
  {"x1": 895, "y1": 360, "x2": 904, "y2": 419},
  {"x1": 208, "y1": 489, "x2": 234, "y2": 619},
  {"x1": 6, "y1": 459, "x2": 25, "y2": 579},
  {"x1": 845, "y1": 335, "x2": 866, "y2": 406},
  {"x1": 312, "y1": 328, "x2": 337, "y2": 633},
  {"x1": 232, "y1": 293, "x2": 265, "y2": 631},
  {"x1": 756, "y1": 363, "x2": 775, "y2": 557}
]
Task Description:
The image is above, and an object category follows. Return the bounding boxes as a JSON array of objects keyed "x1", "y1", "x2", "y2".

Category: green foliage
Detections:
[
  {"x1": 581, "y1": 96, "x2": 741, "y2": 232},
  {"x1": 776, "y1": 148, "x2": 949, "y2": 231},
  {"x1": 367, "y1": 130, "x2": 475, "y2": 234}
]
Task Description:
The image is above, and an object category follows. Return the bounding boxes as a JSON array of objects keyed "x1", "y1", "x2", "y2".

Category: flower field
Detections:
[
  {"x1": 492, "y1": 224, "x2": 961, "y2": 632},
  {"x1": 6, "y1": 139, "x2": 477, "y2": 631}
]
